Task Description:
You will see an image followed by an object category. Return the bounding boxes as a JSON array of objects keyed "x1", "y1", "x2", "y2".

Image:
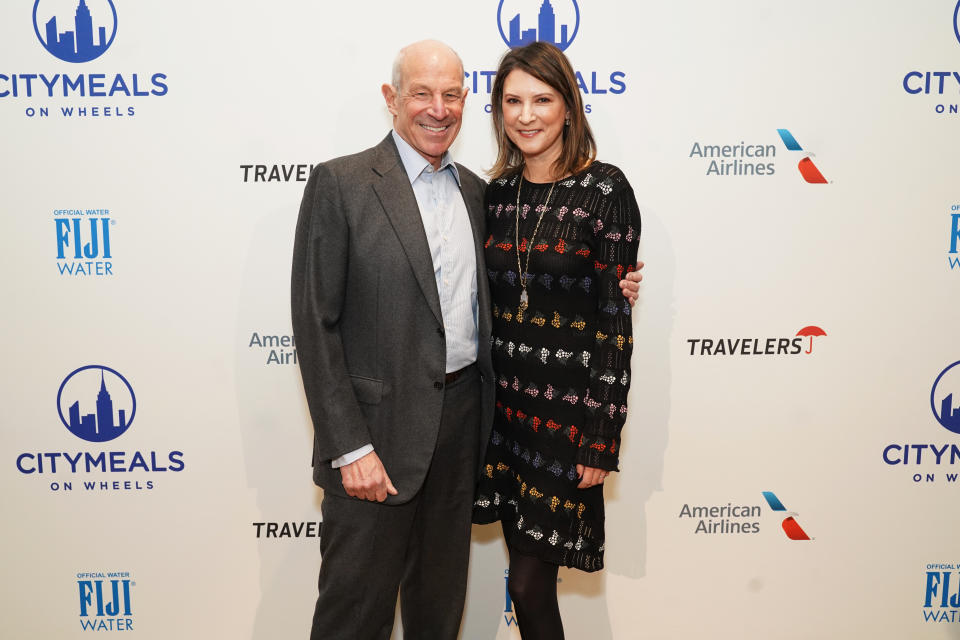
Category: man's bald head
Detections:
[{"x1": 391, "y1": 40, "x2": 464, "y2": 92}]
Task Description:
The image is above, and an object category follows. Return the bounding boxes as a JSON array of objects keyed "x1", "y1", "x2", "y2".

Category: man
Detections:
[{"x1": 292, "y1": 40, "x2": 642, "y2": 639}]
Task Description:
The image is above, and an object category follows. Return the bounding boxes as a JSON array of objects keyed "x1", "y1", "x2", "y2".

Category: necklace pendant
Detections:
[{"x1": 520, "y1": 289, "x2": 529, "y2": 307}]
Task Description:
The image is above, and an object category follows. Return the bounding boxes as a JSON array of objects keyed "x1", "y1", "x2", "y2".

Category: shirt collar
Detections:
[{"x1": 392, "y1": 130, "x2": 462, "y2": 187}]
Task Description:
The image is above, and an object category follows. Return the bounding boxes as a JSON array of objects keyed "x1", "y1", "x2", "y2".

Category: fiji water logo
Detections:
[
  {"x1": 776, "y1": 129, "x2": 828, "y2": 184},
  {"x1": 949, "y1": 205, "x2": 960, "y2": 270},
  {"x1": 932, "y1": 361, "x2": 960, "y2": 435},
  {"x1": 924, "y1": 563, "x2": 960, "y2": 623},
  {"x1": 77, "y1": 571, "x2": 134, "y2": 631},
  {"x1": 57, "y1": 365, "x2": 135, "y2": 443},
  {"x1": 498, "y1": 0, "x2": 580, "y2": 51},
  {"x1": 33, "y1": 0, "x2": 118, "y2": 64},
  {"x1": 55, "y1": 209, "x2": 114, "y2": 276},
  {"x1": 761, "y1": 491, "x2": 811, "y2": 540}
]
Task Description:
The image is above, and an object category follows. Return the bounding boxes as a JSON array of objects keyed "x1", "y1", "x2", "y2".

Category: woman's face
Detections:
[{"x1": 501, "y1": 69, "x2": 570, "y2": 173}]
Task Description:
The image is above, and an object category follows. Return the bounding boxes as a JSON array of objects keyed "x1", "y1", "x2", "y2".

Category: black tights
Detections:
[{"x1": 504, "y1": 524, "x2": 565, "y2": 640}]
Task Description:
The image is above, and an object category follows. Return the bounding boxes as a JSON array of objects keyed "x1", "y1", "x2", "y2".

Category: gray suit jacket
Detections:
[{"x1": 291, "y1": 133, "x2": 494, "y2": 505}]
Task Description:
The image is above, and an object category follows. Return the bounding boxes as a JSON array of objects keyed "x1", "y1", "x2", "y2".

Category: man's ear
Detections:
[{"x1": 382, "y1": 84, "x2": 399, "y2": 117}]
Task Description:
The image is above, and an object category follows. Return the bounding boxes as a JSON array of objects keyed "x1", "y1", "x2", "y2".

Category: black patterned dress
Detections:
[{"x1": 472, "y1": 162, "x2": 641, "y2": 572}]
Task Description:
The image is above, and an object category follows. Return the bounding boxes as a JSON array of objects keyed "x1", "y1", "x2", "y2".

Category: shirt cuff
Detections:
[{"x1": 330, "y1": 444, "x2": 374, "y2": 469}]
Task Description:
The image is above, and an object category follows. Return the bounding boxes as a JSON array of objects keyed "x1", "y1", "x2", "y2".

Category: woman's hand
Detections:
[
  {"x1": 576, "y1": 464, "x2": 610, "y2": 489},
  {"x1": 618, "y1": 260, "x2": 644, "y2": 306}
]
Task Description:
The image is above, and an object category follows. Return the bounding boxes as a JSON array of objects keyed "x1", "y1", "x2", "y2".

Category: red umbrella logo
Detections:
[{"x1": 796, "y1": 326, "x2": 827, "y2": 354}]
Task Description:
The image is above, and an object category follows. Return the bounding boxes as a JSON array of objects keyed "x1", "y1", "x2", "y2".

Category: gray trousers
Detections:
[{"x1": 310, "y1": 366, "x2": 481, "y2": 640}]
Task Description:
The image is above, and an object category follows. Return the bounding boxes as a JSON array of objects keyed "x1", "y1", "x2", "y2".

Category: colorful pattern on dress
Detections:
[{"x1": 472, "y1": 162, "x2": 641, "y2": 572}]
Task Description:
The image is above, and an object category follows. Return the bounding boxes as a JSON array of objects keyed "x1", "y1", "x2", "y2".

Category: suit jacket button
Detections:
[{"x1": 434, "y1": 381, "x2": 443, "y2": 390}]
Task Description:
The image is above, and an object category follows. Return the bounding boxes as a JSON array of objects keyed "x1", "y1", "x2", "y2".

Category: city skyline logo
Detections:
[
  {"x1": 776, "y1": 129, "x2": 828, "y2": 184},
  {"x1": 33, "y1": 0, "x2": 118, "y2": 64},
  {"x1": 761, "y1": 491, "x2": 811, "y2": 540},
  {"x1": 954, "y1": 1, "x2": 960, "y2": 46},
  {"x1": 57, "y1": 365, "x2": 135, "y2": 443},
  {"x1": 931, "y1": 361, "x2": 960, "y2": 435},
  {"x1": 497, "y1": 0, "x2": 580, "y2": 51}
]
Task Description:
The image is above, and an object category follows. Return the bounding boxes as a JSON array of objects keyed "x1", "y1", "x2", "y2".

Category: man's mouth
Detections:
[{"x1": 419, "y1": 123, "x2": 450, "y2": 133}]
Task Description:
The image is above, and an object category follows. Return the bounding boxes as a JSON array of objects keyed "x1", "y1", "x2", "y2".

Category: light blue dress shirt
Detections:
[{"x1": 331, "y1": 131, "x2": 479, "y2": 469}]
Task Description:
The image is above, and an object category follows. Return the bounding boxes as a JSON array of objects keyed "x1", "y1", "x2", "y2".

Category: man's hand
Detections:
[
  {"x1": 339, "y1": 451, "x2": 398, "y2": 502},
  {"x1": 576, "y1": 464, "x2": 610, "y2": 489},
  {"x1": 619, "y1": 260, "x2": 644, "y2": 306}
]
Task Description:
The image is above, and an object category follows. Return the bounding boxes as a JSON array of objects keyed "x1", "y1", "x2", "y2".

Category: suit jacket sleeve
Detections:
[{"x1": 291, "y1": 163, "x2": 372, "y2": 462}]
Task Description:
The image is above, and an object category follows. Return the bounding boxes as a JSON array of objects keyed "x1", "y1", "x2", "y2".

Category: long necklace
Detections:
[{"x1": 515, "y1": 172, "x2": 557, "y2": 320}]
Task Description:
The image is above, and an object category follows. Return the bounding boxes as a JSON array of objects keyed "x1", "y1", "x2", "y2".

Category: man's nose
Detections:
[{"x1": 428, "y1": 93, "x2": 448, "y2": 119}]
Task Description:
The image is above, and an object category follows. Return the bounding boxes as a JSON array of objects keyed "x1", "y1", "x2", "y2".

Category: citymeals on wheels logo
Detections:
[
  {"x1": 464, "y1": 1, "x2": 625, "y2": 110},
  {"x1": 77, "y1": 570, "x2": 135, "y2": 631},
  {"x1": 14, "y1": 364, "x2": 186, "y2": 492},
  {"x1": 882, "y1": 361, "x2": 960, "y2": 484},
  {"x1": 2, "y1": 0, "x2": 169, "y2": 119},
  {"x1": 33, "y1": 0, "x2": 117, "y2": 63},
  {"x1": 901, "y1": 2, "x2": 960, "y2": 116}
]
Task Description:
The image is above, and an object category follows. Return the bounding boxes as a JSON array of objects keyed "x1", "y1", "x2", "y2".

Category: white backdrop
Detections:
[{"x1": 3, "y1": 1, "x2": 960, "y2": 638}]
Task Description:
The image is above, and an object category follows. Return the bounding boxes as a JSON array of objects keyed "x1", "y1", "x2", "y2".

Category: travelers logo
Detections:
[
  {"x1": 796, "y1": 326, "x2": 827, "y2": 354},
  {"x1": 33, "y1": 0, "x2": 117, "y2": 63},
  {"x1": 498, "y1": 0, "x2": 580, "y2": 51},
  {"x1": 686, "y1": 326, "x2": 826, "y2": 356},
  {"x1": 77, "y1": 571, "x2": 134, "y2": 631},
  {"x1": 931, "y1": 360, "x2": 960, "y2": 435},
  {"x1": 776, "y1": 129, "x2": 828, "y2": 184},
  {"x1": 761, "y1": 491, "x2": 811, "y2": 541},
  {"x1": 57, "y1": 365, "x2": 135, "y2": 443}
]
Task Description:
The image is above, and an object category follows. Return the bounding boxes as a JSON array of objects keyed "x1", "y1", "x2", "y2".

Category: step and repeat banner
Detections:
[{"x1": 2, "y1": 0, "x2": 959, "y2": 638}]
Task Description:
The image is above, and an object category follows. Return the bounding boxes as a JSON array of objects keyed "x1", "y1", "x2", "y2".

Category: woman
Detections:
[{"x1": 472, "y1": 42, "x2": 641, "y2": 639}]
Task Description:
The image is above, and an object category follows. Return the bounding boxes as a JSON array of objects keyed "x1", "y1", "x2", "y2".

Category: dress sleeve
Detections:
[{"x1": 576, "y1": 178, "x2": 641, "y2": 471}]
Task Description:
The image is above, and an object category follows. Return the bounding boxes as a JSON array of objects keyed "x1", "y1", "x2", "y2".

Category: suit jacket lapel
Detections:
[
  {"x1": 371, "y1": 135, "x2": 443, "y2": 326},
  {"x1": 458, "y1": 166, "x2": 491, "y2": 340}
]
